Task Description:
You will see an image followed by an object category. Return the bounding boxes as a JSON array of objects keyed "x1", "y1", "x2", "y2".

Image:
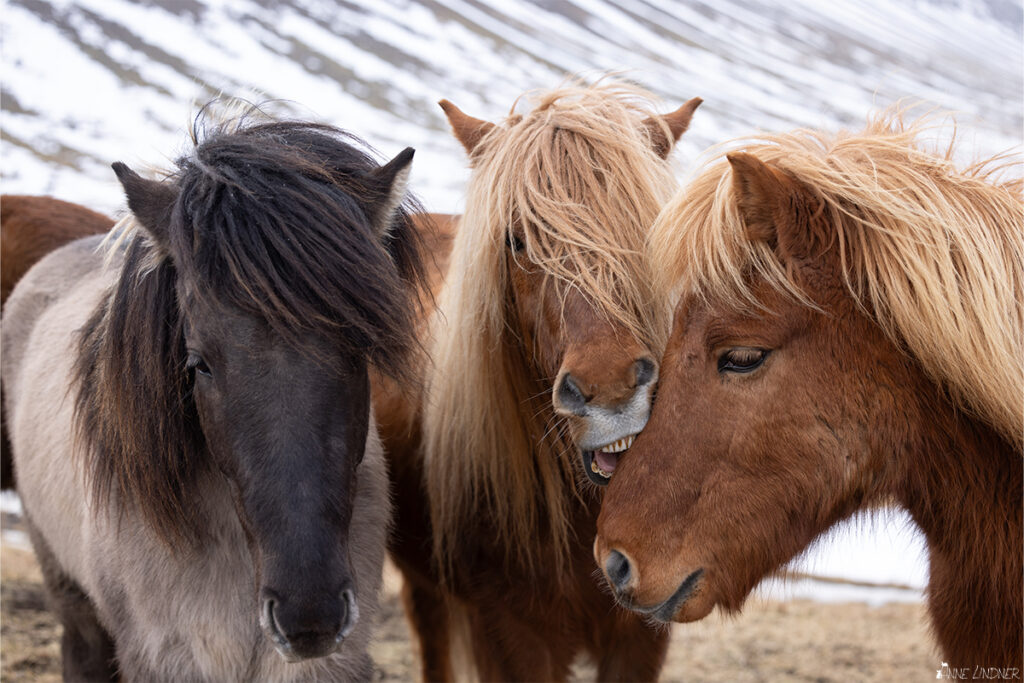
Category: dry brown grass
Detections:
[{"x1": 1, "y1": 536, "x2": 936, "y2": 682}]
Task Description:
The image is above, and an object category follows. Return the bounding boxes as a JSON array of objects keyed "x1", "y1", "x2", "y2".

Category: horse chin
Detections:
[
  {"x1": 623, "y1": 568, "x2": 712, "y2": 624},
  {"x1": 265, "y1": 632, "x2": 342, "y2": 664},
  {"x1": 662, "y1": 583, "x2": 715, "y2": 624},
  {"x1": 271, "y1": 642, "x2": 302, "y2": 664}
]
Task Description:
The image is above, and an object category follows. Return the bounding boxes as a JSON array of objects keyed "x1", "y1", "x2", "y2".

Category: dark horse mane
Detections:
[{"x1": 74, "y1": 113, "x2": 425, "y2": 547}]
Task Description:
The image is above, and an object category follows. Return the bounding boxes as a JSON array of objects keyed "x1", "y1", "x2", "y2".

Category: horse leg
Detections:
[
  {"x1": 28, "y1": 521, "x2": 118, "y2": 682},
  {"x1": 593, "y1": 612, "x2": 670, "y2": 682},
  {"x1": 399, "y1": 574, "x2": 453, "y2": 681},
  {"x1": 463, "y1": 601, "x2": 576, "y2": 682},
  {"x1": 2, "y1": 384, "x2": 15, "y2": 489}
]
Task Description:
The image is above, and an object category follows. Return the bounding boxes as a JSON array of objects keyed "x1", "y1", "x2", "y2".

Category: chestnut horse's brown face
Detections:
[
  {"x1": 506, "y1": 239, "x2": 658, "y2": 483},
  {"x1": 439, "y1": 96, "x2": 702, "y2": 486},
  {"x1": 594, "y1": 152, "x2": 923, "y2": 622}
]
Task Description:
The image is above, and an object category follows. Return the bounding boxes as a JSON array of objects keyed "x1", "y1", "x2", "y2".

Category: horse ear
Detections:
[
  {"x1": 728, "y1": 152, "x2": 821, "y2": 263},
  {"x1": 112, "y1": 162, "x2": 177, "y2": 248},
  {"x1": 439, "y1": 99, "x2": 496, "y2": 158},
  {"x1": 643, "y1": 97, "x2": 702, "y2": 159},
  {"x1": 365, "y1": 147, "x2": 414, "y2": 243}
]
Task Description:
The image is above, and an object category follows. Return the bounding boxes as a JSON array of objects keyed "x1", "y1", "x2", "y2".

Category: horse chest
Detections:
[{"x1": 91, "y1": 504, "x2": 262, "y2": 678}]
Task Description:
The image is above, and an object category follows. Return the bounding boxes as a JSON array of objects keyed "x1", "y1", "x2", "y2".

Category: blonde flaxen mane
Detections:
[
  {"x1": 651, "y1": 110, "x2": 1023, "y2": 448},
  {"x1": 424, "y1": 81, "x2": 680, "y2": 575}
]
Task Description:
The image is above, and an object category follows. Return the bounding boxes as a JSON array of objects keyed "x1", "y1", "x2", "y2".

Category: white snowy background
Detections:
[{"x1": 2, "y1": 0, "x2": 1022, "y2": 604}]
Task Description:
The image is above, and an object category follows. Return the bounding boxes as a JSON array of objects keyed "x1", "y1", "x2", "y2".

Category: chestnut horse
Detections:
[
  {"x1": 595, "y1": 112, "x2": 1023, "y2": 671},
  {"x1": 3, "y1": 113, "x2": 426, "y2": 680},
  {"x1": 1, "y1": 195, "x2": 114, "y2": 489},
  {"x1": 373, "y1": 81, "x2": 701, "y2": 680}
]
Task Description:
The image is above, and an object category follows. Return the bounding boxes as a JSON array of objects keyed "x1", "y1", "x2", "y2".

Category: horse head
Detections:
[
  {"x1": 440, "y1": 89, "x2": 701, "y2": 489},
  {"x1": 594, "y1": 115, "x2": 1023, "y2": 657},
  {"x1": 95, "y1": 119, "x2": 422, "y2": 661}
]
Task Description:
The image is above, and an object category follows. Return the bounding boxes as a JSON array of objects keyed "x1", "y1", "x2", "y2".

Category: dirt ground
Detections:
[{"x1": 1, "y1": 533, "x2": 938, "y2": 682}]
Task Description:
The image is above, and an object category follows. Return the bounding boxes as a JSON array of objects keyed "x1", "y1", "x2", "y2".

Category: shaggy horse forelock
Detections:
[
  {"x1": 423, "y1": 82, "x2": 680, "y2": 577},
  {"x1": 74, "y1": 117, "x2": 426, "y2": 548},
  {"x1": 650, "y1": 109, "x2": 1024, "y2": 448}
]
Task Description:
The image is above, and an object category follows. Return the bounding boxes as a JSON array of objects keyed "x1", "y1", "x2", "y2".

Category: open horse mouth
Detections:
[{"x1": 582, "y1": 434, "x2": 637, "y2": 486}]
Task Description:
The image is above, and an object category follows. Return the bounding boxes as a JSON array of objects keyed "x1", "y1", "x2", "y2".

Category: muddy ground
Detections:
[{"x1": 2, "y1": 535, "x2": 938, "y2": 682}]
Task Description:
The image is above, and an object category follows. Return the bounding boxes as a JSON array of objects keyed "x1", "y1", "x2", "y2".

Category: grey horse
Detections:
[{"x1": 2, "y1": 114, "x2": 425, "y2": 680}]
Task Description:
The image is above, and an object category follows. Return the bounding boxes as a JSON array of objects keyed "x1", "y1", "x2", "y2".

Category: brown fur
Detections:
[
  {"x1": 650, "y1": 112, "x2": 1023, "y2": 446},
  {"x1": 0, "y1": 195, "x2": 114, "y2": 490},
  {"x1": 596, "y1": 111, "x2": 1023, "y2": 670},
  {"x1": 425, "y1": 83, "x2": 695, "y2": 575},
  {"x1": 375, "y1": 80, "x2": 699, "y2": 681},
  {"x1": 1, "y1": 195, "x2": 114, "y2": 306}
]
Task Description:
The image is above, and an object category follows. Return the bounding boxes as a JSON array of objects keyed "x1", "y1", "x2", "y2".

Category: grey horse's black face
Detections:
[
  {"x1": 182, "y1": 297, "x2": 368, "y2": 661},
  {"x1": 110, "y1": 123, "x2": 422, "y2": 662}
]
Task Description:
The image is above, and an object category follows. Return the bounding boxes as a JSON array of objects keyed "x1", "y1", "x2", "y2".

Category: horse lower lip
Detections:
[
  {"x1": 582, "y1": 450, "x2": 611, "y2": 486},
  {"x1": 652, "y1": 568, "x2": 705, "y2": 622}
]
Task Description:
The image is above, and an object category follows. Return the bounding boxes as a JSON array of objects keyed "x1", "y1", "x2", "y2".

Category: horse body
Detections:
[
  {"x1": 6, "y1": 245, "x2": 390, "y2": 678},
  {"x1": 437, "y1": 491, "x2": 667, "y2": 681},
  {"x1": 3, "y1": 115, "x2": 424, "y2": 680},
  {"x1": 374, "y1": 81, "x2": 701, "y2": 680},
  {"x1": 0, "y1": 194, "x2": 113, "y2": 307},
  {"x1": 594, "y1": 113, "x2": 1023, "y2": 668}
]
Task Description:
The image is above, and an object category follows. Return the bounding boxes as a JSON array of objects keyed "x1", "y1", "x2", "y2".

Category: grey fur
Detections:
[{"x1": 2, "y1": 236, "x2": 392, "y2": 681}]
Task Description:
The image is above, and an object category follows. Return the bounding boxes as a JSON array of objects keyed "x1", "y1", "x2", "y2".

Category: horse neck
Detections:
[{"x1": 892, "y1": 393, "x2": 1022, "y2": 668}]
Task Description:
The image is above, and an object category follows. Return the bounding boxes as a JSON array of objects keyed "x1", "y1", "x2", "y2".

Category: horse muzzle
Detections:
[
  {"x1": 553, "y1": 351, "x2": 657, "y2": 486},
  {"x1": 260, "y1": 586, "x2": 359, "y2": 661},
  {"x1": 597, "y1": 546, "x2": 709, "y2": 622}
]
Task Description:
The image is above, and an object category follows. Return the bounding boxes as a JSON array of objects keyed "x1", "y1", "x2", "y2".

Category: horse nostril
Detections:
[
  {"x1": 261, "y1": 586, "x2": 357, "y2": 659},
  {"x1": 605, "y1": 549, "x2": 633, "y2": 593},
  {"x1": 557, "y1": 373, "x2": 588, "y2": 413},
  {"x1": 339, "y1": 588, "x2": 359, "y2": 639},
  {"x1": 263, "y1": 597, "x2": 287, "y2": 646},
  {"x1": 634, "y1": 358, "x2": 657, "y2": 387}
]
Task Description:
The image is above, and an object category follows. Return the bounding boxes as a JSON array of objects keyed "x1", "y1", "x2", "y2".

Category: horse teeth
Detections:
[{"x1": 597, "y1": 434, "x2": 637, "y2": 454}]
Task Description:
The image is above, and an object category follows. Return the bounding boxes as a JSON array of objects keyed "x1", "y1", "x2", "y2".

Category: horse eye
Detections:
[
  {"x1": 717, "y1": 348, "x2": 769, "y2": 374},
  {"x1": 509, "y1": 232, "x2": 526, "y2": 252},
  {"x1": 187, "y1": 352, "x2": 212, "y2": 378}
]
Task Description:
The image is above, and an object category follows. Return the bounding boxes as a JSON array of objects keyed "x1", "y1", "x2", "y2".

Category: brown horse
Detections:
[
  {"x1": 1, "y1": 195, "x2": 114, "y2": 306},
  {"x1": 373, "y1": 80, "x2": 701, "y2": 680},
  {"x1": 594, "y1": 112, "x2": 1023, "y2": 671},
  {"x1": 1, "y1": 195, "x2": 114, "y2": 489}
]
